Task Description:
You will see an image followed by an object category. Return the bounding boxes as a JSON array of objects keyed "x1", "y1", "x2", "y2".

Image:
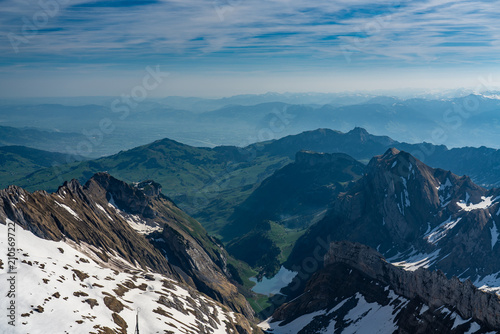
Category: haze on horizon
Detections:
[{"x1": 2, "y1": 0, "x2": 500, "y2": 97}]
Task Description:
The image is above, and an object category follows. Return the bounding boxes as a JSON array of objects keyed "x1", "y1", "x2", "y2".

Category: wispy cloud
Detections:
[
  {"x1": 1, "y1": 0, "x2": 499, "y2": 95},
  {"x1": 2, "y1": 0, "x2": 500, "y2": 65}
]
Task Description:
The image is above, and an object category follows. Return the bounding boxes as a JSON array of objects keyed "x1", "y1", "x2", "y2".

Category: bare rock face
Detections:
[
  {"x1": 270, "y1": 241, "x2": 500, "y2": 333},
  {"x1": 0, "y1": 172, "x2": 254, "y2": 319}
]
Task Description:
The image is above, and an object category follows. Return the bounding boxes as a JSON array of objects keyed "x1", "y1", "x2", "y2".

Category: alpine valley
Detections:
[{"x1": 4, "y1": 121, "x2": 500, "y2": 333}]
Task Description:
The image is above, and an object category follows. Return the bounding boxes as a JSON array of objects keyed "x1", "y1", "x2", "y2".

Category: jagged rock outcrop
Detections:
[
  {"x1": 0, "y1": 180, "x2": 171, "y2": 274},
  {"x1": 0, "y1": 173, "x2": 254, "y2": 319},
  {"x1": 267, "y1": 241, "x2": 500, "y2": 333}
]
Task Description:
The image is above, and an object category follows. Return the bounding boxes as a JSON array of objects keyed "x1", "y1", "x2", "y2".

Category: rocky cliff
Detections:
[
  {"x1": 265, "y1": 241, "x2": 500, "y2": 333},
  {"x1": 325, "y1": 241, "x2": 500, "y2": 328}
]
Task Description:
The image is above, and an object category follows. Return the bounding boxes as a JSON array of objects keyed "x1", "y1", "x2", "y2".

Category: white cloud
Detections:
[{"x1": 1, "y1": 0, "x2": 500, "y2": 96}]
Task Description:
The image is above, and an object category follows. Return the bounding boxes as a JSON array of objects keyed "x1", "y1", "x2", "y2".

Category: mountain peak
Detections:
[
  {"x1": 58, "y1": 178, "x2": 83, "y2": 194},
  {"x1": 368, "y1": 148, "x2": 420, "y2": 180},
  {"x1": 347, "y1": 127, "x2": 369, "y2": 136}
]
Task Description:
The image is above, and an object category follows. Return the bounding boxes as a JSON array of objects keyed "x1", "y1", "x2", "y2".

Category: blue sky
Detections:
[{"x1": 1, "y1": 0, "x2": 500, "y2": 97}]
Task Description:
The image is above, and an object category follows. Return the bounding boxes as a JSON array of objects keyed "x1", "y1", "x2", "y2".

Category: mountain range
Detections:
[
  {"x1": 6, "y1": 126, "x2": 500, "y2": 237},
  {"x1": 286, "y1": 148, "x2": 500, "y2": 282},
  {"x1": 3, "y1": 92, "x2": 500, "y2": 158},
  {"x1": 4, "y1": 145, "x2": 500, "y2": 332},
  {"x1": 5, "y1": 117, "x2": 500, "y2": 332}
]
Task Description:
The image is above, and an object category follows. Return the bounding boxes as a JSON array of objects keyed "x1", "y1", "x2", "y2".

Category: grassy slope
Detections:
[{"x1": 0, "y1": 146, "x2": 79, "y2": 190}]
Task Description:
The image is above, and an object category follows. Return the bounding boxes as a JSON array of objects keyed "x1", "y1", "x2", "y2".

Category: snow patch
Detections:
[
  {"x1": 424, "y1": 216, "x2": 462, "y2": 245},
  {"x1": 457, "y1": 196, "x2": 496, "y2": 211},
  {"x1": 438, "y1": 178, "x2": 453, "y2": 207},
  {"x1": 400, "y1": 177, "x2": 410, "y2": 208},
  {"x1": 452, "y1": 313, "x2": 471, "y2": 330},
  {"x1": 390, "y1": 249, "x2": 441, "y2": 271},
  {"x1": 419, "y1": 305, "x2": 429, "y2": 316},
  {"x1": 439, "y1": 178, "x2": 453, "y2": 191},
  {"x1": 259, "y1": 310, "x2": 327, "y2": 333},
  {"x1": 249, "y1": 266, "x2": 297, "y2": 296},
  {"x1": 95, "y1": 203, "x2": 113, "y2": 221},
  {"x1": 329, "y1": 293, "x2": 399, "y2": 334},
  {"x1": 0, "y1": 221, "x2": 240, "y2": 333},
  {"x1": 105, "y1": 195, "x2": 162, "y2": 235},
  {"x1": 474, "y1": 272, "x2": 500, "y2": 294},
  {"x1": 107, "y1": 194, "x2": 118, "y2": 209},
  {"x1": 54, "y1": 201, "x2": 82, "y2": 221},
  {"x1": 465, "y1": 322, "x2": 481, "y2": 334},
  {"x1": 491, "y1": 221, "x2": 499, "y2": 249},
  {"x1": 259, "y1": 292, "x2": 400, "y2": 334},
  {"x1": 124, "y1": 214, "x2": 162, "y2": 235}
]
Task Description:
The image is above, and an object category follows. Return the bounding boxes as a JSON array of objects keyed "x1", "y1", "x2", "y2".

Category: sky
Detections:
[{"x1": 1, "y1": 0, "x2": 500, "y2": 97}]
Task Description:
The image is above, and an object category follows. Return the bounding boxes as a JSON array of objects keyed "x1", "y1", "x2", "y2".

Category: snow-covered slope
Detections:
[
  {"x1": 0, "y1": 221, "x2": 247, "y2": 333},
  {"x1": 260, "y1": 290, "x2": 495, "y2": 334}
]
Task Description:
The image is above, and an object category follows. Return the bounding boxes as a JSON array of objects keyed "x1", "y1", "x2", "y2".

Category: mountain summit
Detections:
[{"x1": 288, "y1": 148, "x2": 500, "y2": 283}]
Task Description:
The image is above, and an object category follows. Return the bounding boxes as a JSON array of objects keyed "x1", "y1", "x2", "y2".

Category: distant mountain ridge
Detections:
[
  {"x1": 6, "y1": 126, "x2": 500, "y2": 236},
  {"x1": 4, "y1": 92, "x2": 500, "y2": 157},
  {"x1": 256, "y1": 127, "x2": 500, "y2": 189},
  {"x1": 0, "y1": 125, "x2": 86, "y2": 153}
]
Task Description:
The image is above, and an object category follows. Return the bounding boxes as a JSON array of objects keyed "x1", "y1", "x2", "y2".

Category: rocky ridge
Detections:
[
  {"x1": 325, "y1": 241, "x2": 500, "y2": 328},
  {"x1": 266, "y1": 241, "x2": 500, "y2": 333},
  {"x1": 0, "y1": 172, "x2": 254, "y2": 320}
]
